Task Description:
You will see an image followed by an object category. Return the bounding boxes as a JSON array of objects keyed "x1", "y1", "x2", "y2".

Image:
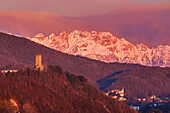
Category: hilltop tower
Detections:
[{"x1": 35, "y1": 54, "x2": 44, "y2": 71}]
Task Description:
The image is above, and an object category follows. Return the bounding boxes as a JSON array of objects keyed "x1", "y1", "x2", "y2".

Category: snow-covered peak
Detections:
[
  {"x1": 59, "y1": 31, "x2": 68, "y2": 36},
  {"x1": 49, "y1": 33, "x2": 55, "y2": 38},
  {"x1": 136, "y1": 43, "x2": 149, "y2": 50},
  {"x1": 120, "y1": 38, "x2": 126, "y2": 41},
  {"x1": 30, "y1": 30, "x2": 170, "y2": 67},
  {"x1": 34, "y1": 33, "x2": 45, "y2": 38},
  {"x1": 91, "y1": 31, "x2": 97, "y2": 34},
  {"x1": 99, "y1": 32, "x2": 113, "y2": 37},
  {"x1": 156, "y1": 45, "x2": 169, "y2": 50},
  {"x1": 31, "y1": 33, "x2": 45, "y2": 44},
  {"x1": 71, "y1": 30, "x2": 81, "y2": 35}
]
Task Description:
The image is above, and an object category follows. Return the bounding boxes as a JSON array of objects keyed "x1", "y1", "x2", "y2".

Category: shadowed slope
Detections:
[{"x1": 97, "y1": 70, "x2": 129, "y2": 90}]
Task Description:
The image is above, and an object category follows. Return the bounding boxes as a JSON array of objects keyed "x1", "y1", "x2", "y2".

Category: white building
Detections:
[{"x1": 1, "y1": 70, "x2": 18, "y2": 73}]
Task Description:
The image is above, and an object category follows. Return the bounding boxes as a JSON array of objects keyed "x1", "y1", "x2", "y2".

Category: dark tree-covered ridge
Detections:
[{"x1": 0, "y1": 66, "x2": 136, "y2": 113}]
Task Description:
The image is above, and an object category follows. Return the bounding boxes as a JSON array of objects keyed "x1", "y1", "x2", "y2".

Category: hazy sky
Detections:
[{"x1": 0, "y1": 0, "x2": 170, "y2": 16}]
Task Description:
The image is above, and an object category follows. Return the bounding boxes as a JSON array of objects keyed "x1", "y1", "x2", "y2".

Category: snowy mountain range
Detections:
[{"x1": 27, "y1": 30, "x2": 170, "y2": 67}]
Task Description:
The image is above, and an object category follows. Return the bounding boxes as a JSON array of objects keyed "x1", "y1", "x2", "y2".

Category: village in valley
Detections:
[{"x1": 105, "y1": 87, "x2": 170, "y2": 111}]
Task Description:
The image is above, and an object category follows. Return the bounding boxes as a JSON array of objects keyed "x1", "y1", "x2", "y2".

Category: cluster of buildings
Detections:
[
  {"x1": 1, "y1": 70, "x2": 18, "y2": 73},
  {"x1": 130, "y1": 95, "x2": 170, "y2": 111},
  {"x1": 105, "y1": 88, "x2": 126, "y2": 101},
  {"x1": 105, "y1": 88, "x2": 170, "y2": 111},
  {"x1": 1, "y1": 55, "x2": 44, "y2": 73},
  {"x1": 135, "y1": 95, "x2": 169, "y2": 103}
]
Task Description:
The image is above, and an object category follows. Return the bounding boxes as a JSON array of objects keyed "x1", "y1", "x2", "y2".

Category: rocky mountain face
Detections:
[{"x1": 29, "y1": 30, "x2": 170, "y2": 67}]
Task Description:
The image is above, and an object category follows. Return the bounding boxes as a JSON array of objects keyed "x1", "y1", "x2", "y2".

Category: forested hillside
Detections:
[{"x1": 0, "y1": 66, "x2": 136, "y2": 113}]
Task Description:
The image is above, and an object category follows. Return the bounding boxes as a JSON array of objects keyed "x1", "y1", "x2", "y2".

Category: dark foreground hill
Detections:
[
  {"x1": 0, "y1": 66, "x2": 137, "y2": 113},
  {"x1": 0, "y1": 32, "x2": 170, "y2": 99}
]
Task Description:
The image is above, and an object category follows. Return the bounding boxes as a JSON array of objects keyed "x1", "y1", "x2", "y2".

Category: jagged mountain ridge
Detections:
[{"x1": 28, "y1": 30, "x2": 170, "y2": 67}]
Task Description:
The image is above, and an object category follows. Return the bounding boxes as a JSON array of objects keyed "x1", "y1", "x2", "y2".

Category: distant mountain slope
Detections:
[
  {"x1": 0, "y1": 32, "x2": 170, "y2": 98},
  {"x1": 30, "y1": 30, "x2": 170, "y2": 67},
  {"x1": 0, "y1": 66, "x2": 136, "y2": 113},
  {"x1": 0, "y1": 5, "x2": 170, "y2": 47}
]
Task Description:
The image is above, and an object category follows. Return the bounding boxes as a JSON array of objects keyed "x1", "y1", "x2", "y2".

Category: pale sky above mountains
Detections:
[{"x1": 0, "y1": 0, "x2": 170, "y2": 16}]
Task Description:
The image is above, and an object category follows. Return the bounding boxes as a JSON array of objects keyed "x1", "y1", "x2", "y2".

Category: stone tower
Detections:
[{"x1": 35, "y1": 54, "x2": 44, "y2": 71}]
